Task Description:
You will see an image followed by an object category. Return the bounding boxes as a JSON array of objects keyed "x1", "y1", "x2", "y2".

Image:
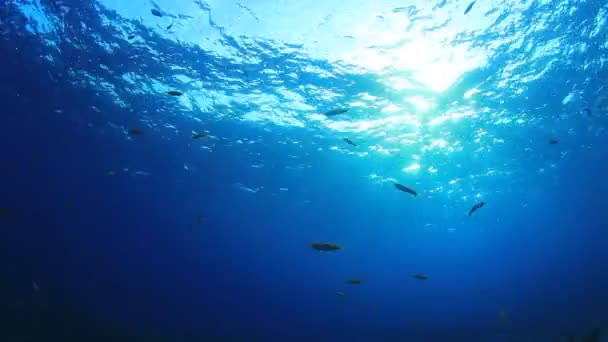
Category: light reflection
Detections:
[{"x1": 402, "y1": 163, "x2": 421, "y2": 173}]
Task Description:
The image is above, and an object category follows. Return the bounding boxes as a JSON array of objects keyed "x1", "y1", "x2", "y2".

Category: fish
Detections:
[
  {"x1": 323, "y1": 108, "x2": 349, "y2": 116},
  {"x1": 129, "y1": 128, "x2": 144, "y2": 135},
  {"x1": 32, "y1": 282, "x2": 40, "y2": 293},
  {"x1": 310, "y1": 242, "x2": 341, "y2": 252},
  {"x1": 549, "y1": 137, "x2": 559, "y2": 145},
  {"x1": 343, "y1": 138, "x2": 357, "y2": 147},
  {"x1": 166, "y1": 23, "x2": 173, "y2": 30},
  {"x1": 499, "y1": 310, "x2": 509, "y2": 325},
  {"x1": 394, "y1": 183, "x2": 417, "y2": 196},
  {"x1": 464, "y1": 1, "x2": 476, "y2": 14},
  {"x1": 167, "y1": 90, "x2": 183, "y2": 96},
  {"x1": 128, "y1": 34, "x2": 136, "y2": 40},
  {"x1": 151, "y1": 8, "x2": 163, "y2": 17},
  {"x1": 468, "y1": 201, "x2": 485, "y2": 216},
  {"x1": 106, "y1": 170, "x2": 116, "y2": 176},
  {"x1": 336, "y1": 291, "x2": 346, "y2": 297},
  {"x1": 584, "y1": 107, "x2": 593, "y2": 117},
  {"x1": 413, "y1": 274, "x2": 428, "y2": 280},
  {"x1": 581, "y1": 328, "x2": 602, "y2": 342},
  {"x1": 347, "y1": 279, "x2": 363, "y2": 285},
  {"x1": 192, "y1": 213, "x2": 205, "y2": 225},
  {"x1": 560, "y1": 329, "x2": 603, "y2": 342},
  {"x1": 0, "y1": 208, "x2": 14, "y2": 217},
  {"x1": 192, "y1": 131, "x2": 209, "y2": 139}
]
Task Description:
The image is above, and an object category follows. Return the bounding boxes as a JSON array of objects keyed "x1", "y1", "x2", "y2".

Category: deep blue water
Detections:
[{"x1": 1, "y1": 0, "x2": 608, "y2": 341}]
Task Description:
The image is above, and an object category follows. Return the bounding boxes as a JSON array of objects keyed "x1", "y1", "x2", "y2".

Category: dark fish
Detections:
[
  {"x1": 151, "y1": 8, "x2": 163, "y2": 17},
  {"x1": 394, "y1": 183, "x2": 417, "y2": 196},
  {"x1": 189, "y1": 213, "x2": 205, "y2": 229},
  {"x1": 193, "y1": 213, "x2": 205, "y2": 225},
  {"x1": 499, "y1": 310, "x2": 509, "y2": 325},
  {"x1": 0, "y1": 208, "x2": 15, "y2": 217},
  {"x1": 128, "y1": 34, "x2": 136, "y2": 40},
  {"x1": 129, "y1": 128, "x2": 144, "y2": 135},
  {"x1": 413, "y1": 274, "x2": 428, "y2": 280},
  {"x1": 464, "y1": 1, "x2": 476, "y2": 14},
  {"x1": 192, "y1": 131, "x2": 209, "y2": 139},
  {"x1": 310, "y1": 242, "x2": 341, "y2": 252},
  {"x1": 581, "y1": 328, "x2": 602, "y2": 342},
  {"x1": 468, "y1": 201, "x2": 485, "y2": 216},
  {"x1": 549, "y1": 137, "x2": 559, "y2": 145},
  {"x1": 343, "y1": 138, "x2": 357, "y2": 147},
  {"x1": 166, "y1": 23, "x2": 173, "y2": 30},
  {"x1": 324, "y1": 108, "x2": 349, "y2": 116},
  {"x1": 347, "y1": 279, "x2": 363, "y2": 285},
  {"x1": 584, "y1": 107, "x2": 593, "y2": 117},
  {"x1": 167, "y1": 90, "x2": 183, "y2": 96}
]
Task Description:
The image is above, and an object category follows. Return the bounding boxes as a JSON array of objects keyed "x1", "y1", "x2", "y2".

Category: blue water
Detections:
[{"x1": 1, "y1": 0, "x2": 607, "y2": 340}]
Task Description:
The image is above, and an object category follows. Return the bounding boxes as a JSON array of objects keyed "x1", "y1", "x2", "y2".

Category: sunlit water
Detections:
[{"x1": 1, "y1": 0, "x2": 607, "y2": 340}]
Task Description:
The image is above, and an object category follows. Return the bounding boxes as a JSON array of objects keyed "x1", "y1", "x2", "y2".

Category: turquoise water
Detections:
[{"x1": 0, "y1": 0, "x2": 607, "y2": 340}]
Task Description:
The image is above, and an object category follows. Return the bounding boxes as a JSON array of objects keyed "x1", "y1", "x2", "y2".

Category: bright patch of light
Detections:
[
  {"x1": 405, "y1": 96, "x2": 433, "y2": 111},
  {"x1": 386, "y1": 77, "x2": 416, "y2": 91},
  {"x1": 369, "y1": 144, "x2": 393, "y2": 155},
  {"x1": 326, "y1": 115, "x2": 419, "y2": 132},
  {"x1": 381, "y1": 103, "x2": 401, "y2": 113},
  {"x1": 428, "y1": 112, "x2": 471, "y2": 126},
  {"x1": 359, "y1": 93, "x2": 378, "y2": 101},
  {"x1": 18, "y1": 0, "x2": 56, "y2": 34},
  {"x1": 426, "y1": 139, "x2": 448, "y2": 150},
  {"x1": 464, "y1": 88, "x2": 480, "y2": 99},
  {"x1": 402, "y1": 163, "x2": 421, "y2": 173}
]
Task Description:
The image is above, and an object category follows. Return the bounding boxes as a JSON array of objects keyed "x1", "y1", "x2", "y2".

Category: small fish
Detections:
[
  {"x1": 323, "y1": 108, "x2": 349, "y2": 116},
  {"x1": 310, "y1": 242, "x2": 342, "y2": 252},
  {"x1": 0, "y1": 208, "x2": 14, "y2": 217},
  {"x1": 549, "y1": 137, "x2": 559, "y2": 145},
  {"x1": 584, "y1": 107, "x2": 593, "y2": 117},
  {"x1": 343, "y1": 138, "x2": 357, "y2": 147},
  {"x1": 347, "y1": 279, "x2": 363, "y2": 285},
  {"x1": 106, "y1": 170, "x2": 116, "y2": 176},
  {"x1": 167, "y1": 90, "x2": 183, "y2": 96},
  {"x1": 192, "y1": 213, "x2": 205, "y2": 225},
  {"x1": 166, "y1": 23, "x2": 173, "y2": 30},
  {"x1": 413, "y1": 274, "x2": 429, "y2": 281},
  {"x1": 65, "y1": 202, "x2": 76, "y2": 209},
  {"x1": 192, "y1": 131, "x2": 209, "y2": 139},
  {"x1": 394, "y1": 183, "x2": 417, "y2": 196},
  {"x1": 128, "y1": 34, "x2": 136, "y2": 40},
  {"x1": 468, "y1": 201, "x2": 485, "y2": 216},
  {"x1": 336, "y1": 291, "x2": 346, "y2": 297},
  {"x1": 151, "y1": 8, "x2": 163, "y2": 17},
  {"x1": 464, "y1": 1, "x2": 476, "y2": 15},
  {"x1": 499, "y1": 310, "x2": 509, "y2": 325},
  {"x1": 32, "y1": 282, "x2": 40, "y2": 293},
  {"x1": 129, "y1": 128, "x2": 144, "y2": 135}
]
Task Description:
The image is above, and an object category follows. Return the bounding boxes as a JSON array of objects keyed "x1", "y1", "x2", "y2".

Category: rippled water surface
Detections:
[{"x1": 1, "y1": 0, "x2": 607, "y2": 340}]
